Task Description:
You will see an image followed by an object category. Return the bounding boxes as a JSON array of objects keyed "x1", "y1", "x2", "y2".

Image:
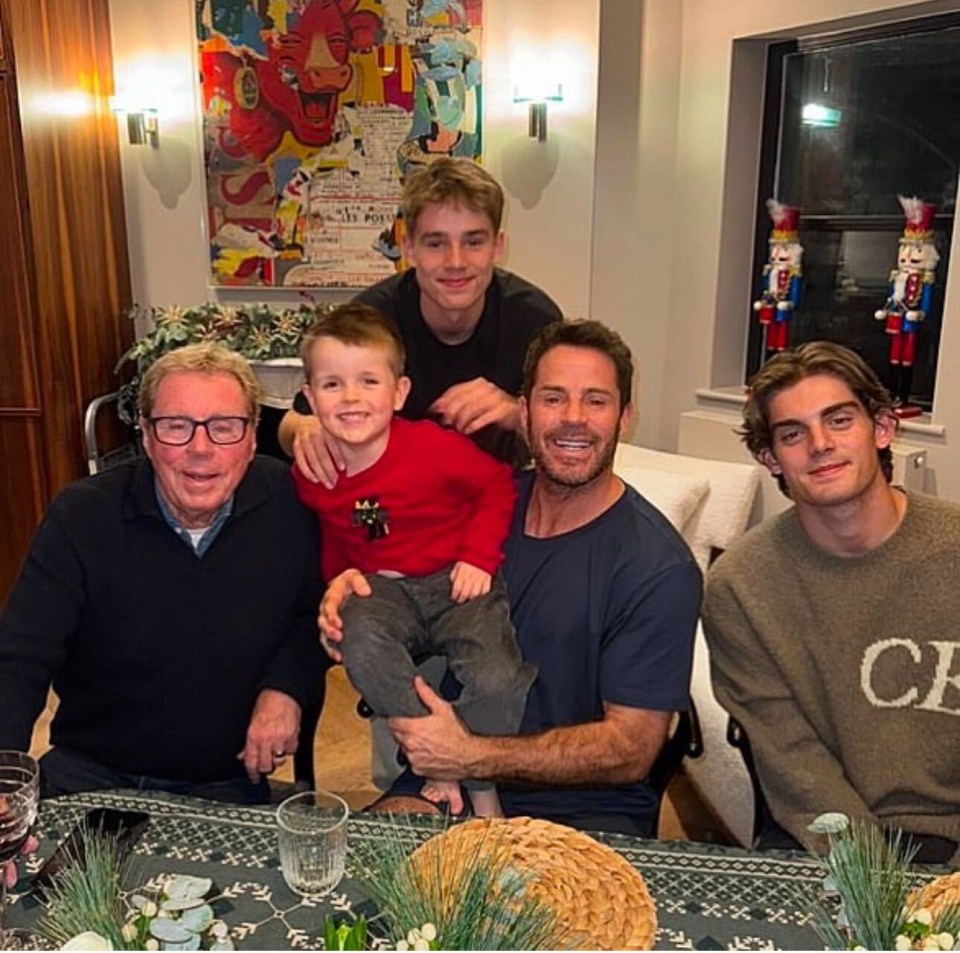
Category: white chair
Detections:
[{"x1": 613, "y1": 442, "x2": 763, "y2": 846}]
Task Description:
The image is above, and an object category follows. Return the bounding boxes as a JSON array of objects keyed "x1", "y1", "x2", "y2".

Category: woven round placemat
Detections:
[
  {"x1": 909, "y1": 870, "x2": 960, "y2": 920},
  {"x1": 409, "y1": 816, "x2": 657, "y2": 950}
]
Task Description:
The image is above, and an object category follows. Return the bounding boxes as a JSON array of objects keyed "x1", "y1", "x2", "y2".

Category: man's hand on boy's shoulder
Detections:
[
  {"x1": 449, "y1": 561, "x2": 492, "y2": 603},
  {"x1": 290, "y1": 416, "x2": 346, "y2": 488}
]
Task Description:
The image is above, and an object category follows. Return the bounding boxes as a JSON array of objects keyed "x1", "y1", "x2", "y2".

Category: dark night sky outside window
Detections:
[{"x1": 747, "y1": 18, "x2": 960, "y2": 410}]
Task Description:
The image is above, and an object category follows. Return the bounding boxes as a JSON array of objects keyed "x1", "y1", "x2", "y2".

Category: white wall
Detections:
[
  {"x1": 110, "y1": 0, "x2": 210, "y2": 305},
  {"x1": 108, "y1": 0, "x2": 600, "y2": 318},
  {"x1": 593, "y1": 0, "x2": 960, "y2": 500}
]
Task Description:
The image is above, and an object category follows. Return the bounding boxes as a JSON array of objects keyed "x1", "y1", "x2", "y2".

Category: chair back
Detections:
[
  {"x1": 83, "y1": 392, "x2": 141, "y2": 475},
  {"x1": 614, "y1": 442, "x2": 764, "y2": 845}
]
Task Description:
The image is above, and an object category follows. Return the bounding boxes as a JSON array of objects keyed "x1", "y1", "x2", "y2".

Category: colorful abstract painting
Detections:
[{"x1": 197, "y1": 0, "x2": 482, "y2": 288}]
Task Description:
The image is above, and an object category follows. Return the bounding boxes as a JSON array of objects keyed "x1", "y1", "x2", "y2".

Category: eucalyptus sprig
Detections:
[{"x1": 36, "y1": 830, "x2": 233, "y2": 951}]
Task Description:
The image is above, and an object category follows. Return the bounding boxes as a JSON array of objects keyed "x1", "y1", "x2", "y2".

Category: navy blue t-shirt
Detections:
[{"x1": 496, "y1": 470, "x2": 701, "y2": 825}]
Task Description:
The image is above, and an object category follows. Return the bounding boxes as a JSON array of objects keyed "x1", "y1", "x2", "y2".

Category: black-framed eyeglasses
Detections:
[{"x1": 147, "y1": 416, "x2": 251, "y2": 446}]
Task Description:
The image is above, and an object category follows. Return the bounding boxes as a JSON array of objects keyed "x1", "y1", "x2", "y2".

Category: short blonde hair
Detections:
[
  {"x1": 301, "y1": 303, "x2": 406, "y2": 381},
  {"x1": 139, "y1": 343, "x2": 262, "y2": 426},
  {"x1": 402, "y1": 157, "x2": 504, "y2": 236}
]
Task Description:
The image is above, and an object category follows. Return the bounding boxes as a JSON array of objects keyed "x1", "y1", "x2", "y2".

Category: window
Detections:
[{"x1": 747, "y1": 17, "x2": 959, "y2": 411}]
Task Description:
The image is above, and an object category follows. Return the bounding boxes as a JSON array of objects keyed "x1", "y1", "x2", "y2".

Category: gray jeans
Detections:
[{"x1": 340, "y1": 567, "x2": 535, "y2": 746}]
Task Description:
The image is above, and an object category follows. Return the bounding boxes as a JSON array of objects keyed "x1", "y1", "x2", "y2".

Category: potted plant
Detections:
[{"x1": 115, "y1": 301, "x2": 333, "y2": 424}]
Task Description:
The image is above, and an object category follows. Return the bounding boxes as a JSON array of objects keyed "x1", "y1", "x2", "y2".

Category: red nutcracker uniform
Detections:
[
  {"x1": 874, "y1": 196, "x2": 939, "y2": 409},
  {"x1": 753, "y1": 200, "x2": 803, "y2": 355}
]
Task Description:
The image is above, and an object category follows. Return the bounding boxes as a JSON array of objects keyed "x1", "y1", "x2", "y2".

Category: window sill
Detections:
[{"x1": 694, "y1": 387, "x2": 946, "y2": 437}]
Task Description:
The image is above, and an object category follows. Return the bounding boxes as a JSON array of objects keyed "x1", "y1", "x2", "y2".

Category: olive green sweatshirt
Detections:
[{"x1": 703, "y1": 491, "x2": 960, "y2": 854}]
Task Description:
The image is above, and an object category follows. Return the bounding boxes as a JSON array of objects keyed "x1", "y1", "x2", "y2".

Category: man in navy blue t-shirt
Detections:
[{"x1": 320, "y1": 320, "x2": 701, "y2": 837}]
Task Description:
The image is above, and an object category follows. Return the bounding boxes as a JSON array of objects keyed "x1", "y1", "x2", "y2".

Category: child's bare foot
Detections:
[
  {"x1": 467, "y1": 788, "x2": 504, "y2": 818},
  {"x1": 422, "y1": 779, "x2": 464, "y2": 814}
]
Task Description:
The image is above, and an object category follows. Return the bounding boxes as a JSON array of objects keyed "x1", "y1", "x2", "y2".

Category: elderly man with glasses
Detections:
[{"x1": 0, "y1": 344, "x2": 324, "y2": 803}]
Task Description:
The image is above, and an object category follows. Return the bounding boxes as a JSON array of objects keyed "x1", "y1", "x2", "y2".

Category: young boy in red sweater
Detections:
[{"x1": 293, "y1": 304, "x2": 534, "y2": 816}]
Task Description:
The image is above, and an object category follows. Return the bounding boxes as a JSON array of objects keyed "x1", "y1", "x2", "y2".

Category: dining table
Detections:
[{"x1": 2, "y1": 788, "x2": 905, "y2": 950}]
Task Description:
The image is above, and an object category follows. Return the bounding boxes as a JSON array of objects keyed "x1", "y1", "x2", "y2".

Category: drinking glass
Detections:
[
  {"x1": 276, "y1": 790, "x2": 348, "y2": 896},
  {"x1": 0, "y1": 751, "x2": 40, "y2": 951}
]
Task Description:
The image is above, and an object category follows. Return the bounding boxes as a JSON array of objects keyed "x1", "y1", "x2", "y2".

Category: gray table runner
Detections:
[{"x1": 8, "y1": 790, "x2": 829, "y2": 950}]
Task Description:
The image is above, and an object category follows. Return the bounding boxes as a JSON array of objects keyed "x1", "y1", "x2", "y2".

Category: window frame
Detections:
[{"x1": 745, "y1": 14, "x2": 960, "y2": 410}]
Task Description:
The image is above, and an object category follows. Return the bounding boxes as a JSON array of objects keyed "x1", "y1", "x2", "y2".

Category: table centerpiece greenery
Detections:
[
  {"x1": 349, "y1": 817, "x2": 569, "y2": 951},
  {"x1": 804, "y1": 812, "x2": 960, "y2": 951},
  {"x1": 37, "y1": 829, "x2": 234, "y2": 951}
]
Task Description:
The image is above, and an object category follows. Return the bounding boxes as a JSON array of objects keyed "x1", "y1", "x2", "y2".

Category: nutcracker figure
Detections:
[
  {"x1": 754, "y1": 200, "x2": 803, "y2": 358},
  {"x1": 875, "y1": 195, "x2": 939, "y2": 415}
]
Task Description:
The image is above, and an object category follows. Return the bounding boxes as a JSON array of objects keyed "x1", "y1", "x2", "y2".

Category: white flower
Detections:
[
  {"x1": 142, "y1": 900, "x2": 158, "y2": 919},
  {"x1": 121, "y1": 922, "x2": 138, "y2": 943},
  {"x1": 413, "y1": 941, "x2": 430, "y2": 951},
  {"x1": 61, "y1": 932, "x2": 113, "y2": 951},
  {"x1": 895, "y1": 936, "x2": 913, "y2": 951},
  {"x1": 911, "y1": 909, "x2": 935, "y2": 927},
  {"x1": 396, "y1": 942, "x2": 409, "y2": 951},
  {"x1": 935, "y1": 934, "x2": 956, "y2": 951},
  {"x1": 923, "y1": 939, "x2": 941, "y2": 952},
  {"x1": 145, "y1": 940, "x2": 160, "y2": 952},
  {"x1": 421, "y1": 923, "x2": 437, "y2": 942}
]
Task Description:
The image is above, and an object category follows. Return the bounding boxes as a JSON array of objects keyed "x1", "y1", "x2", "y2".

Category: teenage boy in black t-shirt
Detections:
[{"x1": 279, "y1": 158, "x2": 561, "y2": 478}]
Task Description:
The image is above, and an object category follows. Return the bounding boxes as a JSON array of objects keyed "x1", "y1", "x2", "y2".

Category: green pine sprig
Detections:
[
  {"x1": 352, "y1": 818, "x2": 571, "y2": 951},
  {"x1": 803, "y1": 814, "x2": 957, "y2": 951},
  {"x1": 36, "y1": 829, "x2": 131, "y2": 950}
]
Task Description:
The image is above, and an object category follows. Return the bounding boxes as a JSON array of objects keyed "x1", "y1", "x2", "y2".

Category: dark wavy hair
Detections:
[{"x1": 741, "y1": 341, "x2": 896, "y2": 494}]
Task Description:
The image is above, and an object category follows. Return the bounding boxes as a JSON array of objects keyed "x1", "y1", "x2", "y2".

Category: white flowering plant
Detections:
[{"x1": 805, "y1": 812, "x2": 960, "y2": 951}]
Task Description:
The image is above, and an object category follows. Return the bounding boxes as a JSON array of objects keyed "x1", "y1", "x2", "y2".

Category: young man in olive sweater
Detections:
[{"x1": 703, "y1": 342, "x2": 959, "y2": 863}]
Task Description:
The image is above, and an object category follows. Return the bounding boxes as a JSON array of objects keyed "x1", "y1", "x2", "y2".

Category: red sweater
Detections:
[{"x1": 293, "y1": 418, "x2": 516, "y2": 581}]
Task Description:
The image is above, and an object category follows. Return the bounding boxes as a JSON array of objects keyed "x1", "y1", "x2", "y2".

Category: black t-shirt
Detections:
[{"x1": 293, "y1": 268, "x2": 562, "y2": 464}]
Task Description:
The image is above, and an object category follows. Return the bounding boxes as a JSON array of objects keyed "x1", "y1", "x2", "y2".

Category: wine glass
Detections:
[{"x1": 0, "y1": 751, "x2": 40, "y2": 951}]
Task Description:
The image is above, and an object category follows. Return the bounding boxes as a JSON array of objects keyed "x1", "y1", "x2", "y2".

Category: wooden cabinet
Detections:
[
  {"x1": 0, "y1": 0, "x2": 132, "y2": 602},
  {"x1": 0, "y1": 4, "x2": 9, "y2": 71}
]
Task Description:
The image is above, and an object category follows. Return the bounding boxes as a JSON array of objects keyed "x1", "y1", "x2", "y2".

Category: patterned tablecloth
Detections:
[{"x1": 6, "y1": 789, "x2": 833, "y2": 950}]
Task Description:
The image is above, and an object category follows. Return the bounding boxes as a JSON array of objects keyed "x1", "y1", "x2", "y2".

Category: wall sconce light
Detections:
[
  {"x1": 126, "y1": 109, "x2": 159, "y2": 146},
  {"x1": 111, "y1": 98, "x2": 159, "y2": 147},
  {"x1": 513, "y1": 84, "x2": 563, "y2": 142}
]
